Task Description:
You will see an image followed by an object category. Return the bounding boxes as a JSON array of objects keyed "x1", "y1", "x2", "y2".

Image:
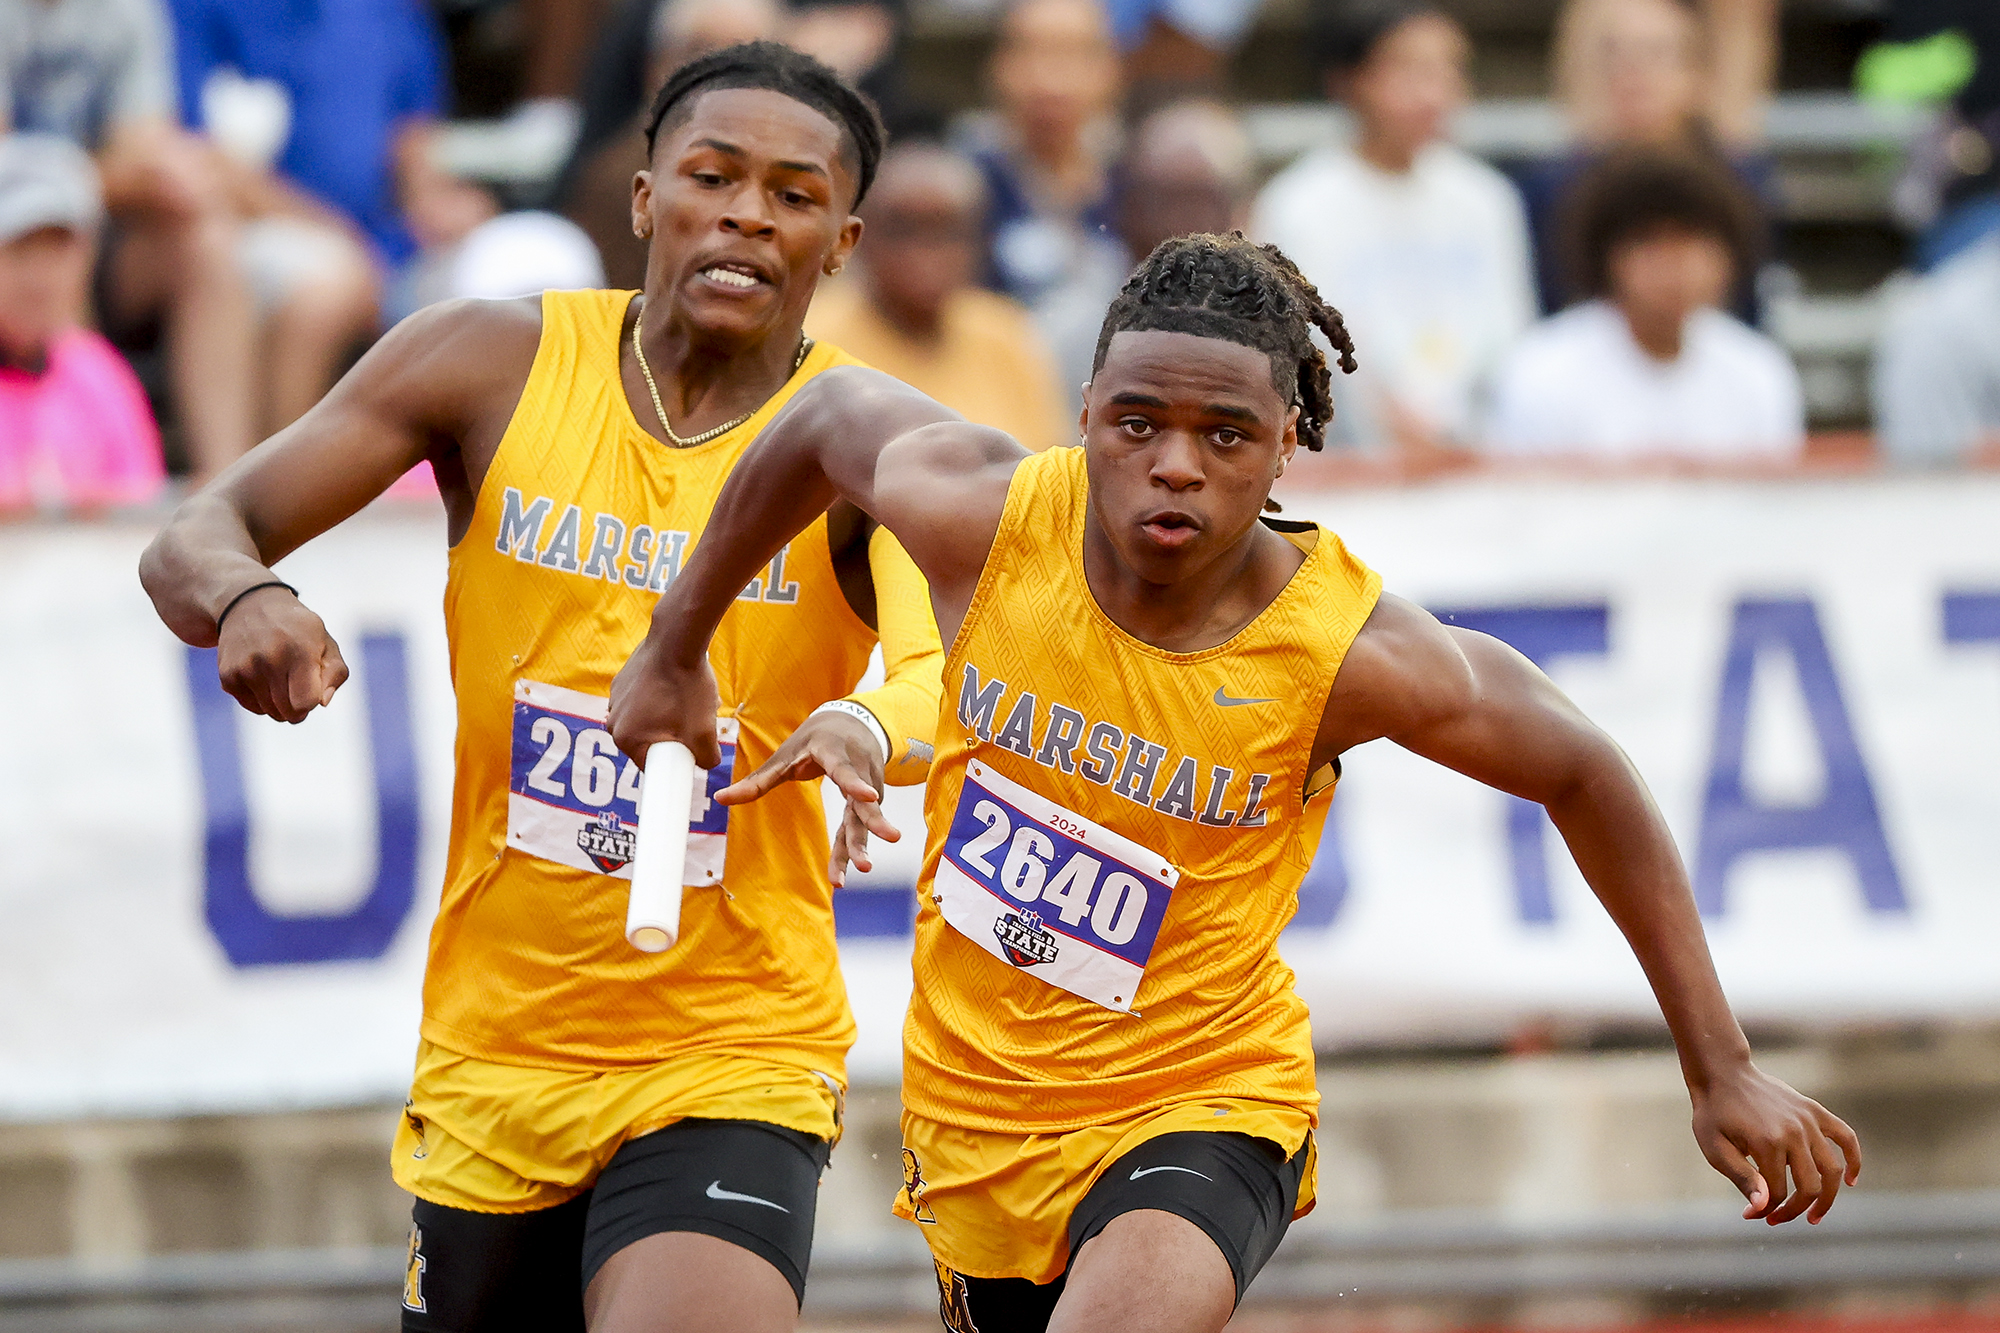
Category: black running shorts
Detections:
[
  {"x1": 400, "y1": 1117, "x2": 830, "y2": 1332},
  {"x1": 931, "y1": 1130, "x2": 1308, "y2": 1333}
]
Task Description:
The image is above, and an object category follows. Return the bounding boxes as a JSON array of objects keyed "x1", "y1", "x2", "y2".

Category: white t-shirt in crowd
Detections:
[
  {"x1": 1484, "y1": 301, "x2": 1804, "y2": 461},
  {"x1": 1873, "y1": 234, "x2": 2000, "y2": 466},
  {"x1": 1250, "y1": 141, "x2": 1536, "y2": 443}
]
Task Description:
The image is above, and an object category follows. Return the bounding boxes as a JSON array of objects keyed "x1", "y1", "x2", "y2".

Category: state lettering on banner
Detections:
[
  {"x1": 186, "y1": 636, "x2": 420, "y2": 967},
  {"x1": 1693, "y1": 598, "x2": 1906, "y2": 917},
  {"x1": 12, "y1": 478, "x2": 2000, "y2": 1120}
]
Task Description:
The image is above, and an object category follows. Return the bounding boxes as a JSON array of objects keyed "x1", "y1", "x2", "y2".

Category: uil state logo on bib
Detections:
[
  {"x1": 506, "y1": 679, "x2": 735, "y2": 884},
  {"x1": 994, "y1": 908, "x2": 1060, "y2": 967},
  {"x1": 933, "y1": 760, "x2": 1179, "y2": 1014}
]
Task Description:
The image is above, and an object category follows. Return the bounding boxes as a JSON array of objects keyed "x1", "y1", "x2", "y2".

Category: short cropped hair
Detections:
[
  {"x1": 1563, "y1": 148, "x2": 1761, "y2": 300},
  {"x1": 1093, "y1": 231, "x2": 1359, "y2": 453},
  {"x1": 644, "y1": 40, "x2": 887, "y2": 208},
  {"x1": 1312, "y1": 0, "x2": 1451, "y2": 74}
]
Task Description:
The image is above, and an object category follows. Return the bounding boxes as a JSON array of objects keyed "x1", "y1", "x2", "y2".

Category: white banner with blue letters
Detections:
[{"x1": 3, "y1": 475, "x2": 1999, "y2": 1119}]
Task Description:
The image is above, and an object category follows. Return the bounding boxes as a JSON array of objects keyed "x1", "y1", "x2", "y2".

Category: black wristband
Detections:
[{"x1": 214, "y1": 580, "x2": 298, "y2": 634}]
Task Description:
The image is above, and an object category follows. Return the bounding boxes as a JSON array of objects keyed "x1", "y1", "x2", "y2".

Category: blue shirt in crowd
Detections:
[{"x1": 169, "y1": 0, "x2": 447, "y2": 264}]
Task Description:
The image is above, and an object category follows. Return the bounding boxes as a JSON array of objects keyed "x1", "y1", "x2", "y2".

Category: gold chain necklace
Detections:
[{"x1": 632, "y1": 324, "x2": 812, "y2": 448}]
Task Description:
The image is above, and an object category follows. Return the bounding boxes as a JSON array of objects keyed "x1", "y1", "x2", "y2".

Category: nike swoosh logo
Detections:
[
  {"x1": 1213, "y1": 687, "x2": 1277, "y2": 707},
  {"x1": 1129, "y1": 1165, "x2": 1213, "y2": 1182},
  {"x1": 705, "y1": 1181, "x2": 790, "y2": 1213}
]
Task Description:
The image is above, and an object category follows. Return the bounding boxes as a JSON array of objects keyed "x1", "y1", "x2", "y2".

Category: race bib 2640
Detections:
[
  {"x1": 932, "y1": 759, "x2": 1179, "y2": 1014},
  {"x1": 506, "y1": 679, "x2": 735, "y2": 884}
]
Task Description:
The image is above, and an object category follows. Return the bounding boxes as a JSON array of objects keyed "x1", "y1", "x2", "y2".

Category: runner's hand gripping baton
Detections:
[{"x1": 626, "y1": 741, "x2": 696, "y2": 953}]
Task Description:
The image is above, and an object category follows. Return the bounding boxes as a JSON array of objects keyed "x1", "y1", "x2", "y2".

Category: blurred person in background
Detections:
[
  {"x1": 961, "y1": 0, "x2": 1124, "y2": 314},
  {"x1": 1110, "y1": 0, "x2": 1266, "y2": 104},
  {"x1": 1873, "y1": 0, "x2": 2000, "y2": 270},
  {"x1": 1484, "y1": 148, "x2": 1802, "y2": 462},
  {"x1": 1521, "y1": 0, "x2": 1777, "y2": 321},
  {"x1": 787, "y1": 0, "x2": 929, "y2": 140},
  {"x1": 170, "y1": 0, "x2": 435, "y2": 332},
  {"x1": 1252, "y1": 1, "x2": 1534, "y2": 453},
  {"x1": 167, "y1": 0, "x2": 398, "y2": 435},
  {"x1": 1039, "y1": 97, "x2": 1253, "y2": 414},
  {"x1": 174, "y1": 0, "x2": 599, "y2": 333},
  {"x1": 0, "y1": 0, "x2": 262, "y2": 477},
  {"x1": 808, "y1": 141, "x2": 1067, "y2": 451},
  {"x1": 0, "y1": 133, "x2": 163, "y2": 511},
  {"x1": 1873, "y1": 230, "x2": 2000, "y2": 466},
  {"x1": 171, "y1": 0, "x2": 446, "y2": 271},
  {"x1": 505, "y1": 0, "x2": 611, "y2": 164}
]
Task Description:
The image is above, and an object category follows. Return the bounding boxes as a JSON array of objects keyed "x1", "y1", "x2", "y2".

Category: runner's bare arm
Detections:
[
  {"x1": 1319, "y1": 594, "x2": 1862, "y2": 1225},
  {"x1": 139, "y1": 297, "x2": 540, "y2": 722},
  {"x1": 608, "y1": 366, "x2": 1022, "y2": 772}
]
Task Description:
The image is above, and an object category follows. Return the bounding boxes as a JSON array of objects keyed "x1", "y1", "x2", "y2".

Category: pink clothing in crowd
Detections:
[
  {"x1": 0, "y1": 329, "x2": 164, "y2": 511},
  {"x1": 386, "y1": 459, "x2": 439, "y2": 498}
]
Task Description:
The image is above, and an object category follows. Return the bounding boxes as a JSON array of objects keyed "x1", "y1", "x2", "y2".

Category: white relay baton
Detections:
[{"x1": 626, "y1": 741, "x2": 696, "y2": 953}]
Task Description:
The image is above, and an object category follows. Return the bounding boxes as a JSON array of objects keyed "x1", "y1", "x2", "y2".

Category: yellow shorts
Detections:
[
  {"x1": 892, "y1": 1098, "x2": 1316, "y2": 1284},
  {"x1": 392, "y1": 1039, "x2": 845, "y2": 1213}
]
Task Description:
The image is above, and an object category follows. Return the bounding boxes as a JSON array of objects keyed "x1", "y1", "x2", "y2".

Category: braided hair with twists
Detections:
[{"x1": 1091, "y1": 232, "x2": 1358, "y2": 454}]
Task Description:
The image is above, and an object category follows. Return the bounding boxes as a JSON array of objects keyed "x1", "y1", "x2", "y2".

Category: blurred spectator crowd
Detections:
[{"x1": 2, "y1": 0, "x2": 1997, "y2": 515}]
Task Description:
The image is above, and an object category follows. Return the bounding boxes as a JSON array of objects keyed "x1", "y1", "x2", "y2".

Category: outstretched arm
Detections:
[
  {"x1": 607, "y1": 366, "x2": 1023, "y2": 776},
  {"x1": 1322, "y1": 595, "x2": 1861, "y2": 1224},
  {"x1": 139, "y1": 297, "x2": 539, "y2": 722},
  {"x1": 714, "y1": 523, "x2": 950, "y2": 884}
]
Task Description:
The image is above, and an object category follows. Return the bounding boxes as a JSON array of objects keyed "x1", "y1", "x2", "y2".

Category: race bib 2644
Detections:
[
  {"x1": 506, "y1": 679, "x2": 735, "y2": 884},
  {"x1": 932, "y1": 759, "x2": 1179, "y2": 1014}
]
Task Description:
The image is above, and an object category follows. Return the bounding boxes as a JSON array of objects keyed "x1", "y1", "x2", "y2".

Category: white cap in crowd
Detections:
[
  {"x1": 0, "y1": 134, "x2": 104, "y2": 244},
  {"x1": 447, "y1": 211, "x2": 607, "y2": 300}
]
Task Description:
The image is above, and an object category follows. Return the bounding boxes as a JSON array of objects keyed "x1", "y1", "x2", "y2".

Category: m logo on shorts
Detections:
[
  {"x1": 402, "y1": 1101, "x2": 427, "y2": 1161},
  {"x1": 403, "y1": 1225, "x2": 427, "y2": 1313},
  {"x1": 900, "y1": 1148, "x2": 937, "y2": 1225},
  {"x1": 934, "y1": 1259, "x2": 979, "y2": 1333}
]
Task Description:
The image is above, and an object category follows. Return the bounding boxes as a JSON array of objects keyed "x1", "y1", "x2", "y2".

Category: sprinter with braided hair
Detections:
[{"x1": 616, "y1": 235, "x2": 1865, "y2": 1332}]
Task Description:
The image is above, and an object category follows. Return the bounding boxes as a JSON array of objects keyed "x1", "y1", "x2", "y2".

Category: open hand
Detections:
[
  {"x1": 608, "y1": 632, "x2": 723, "y2": 771},
  {"x1": 217, "y1": 590, "x2": 348, "y2": 723},
  {"x1": 1692, "y1": 1060, "x2": 1861, "y2": 1225},
  {"x1": 715, "y1": 710, "x2": 901, "y2": 886}
]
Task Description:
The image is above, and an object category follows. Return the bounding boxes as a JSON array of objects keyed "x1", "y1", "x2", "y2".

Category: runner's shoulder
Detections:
[
  {"x1": 395, "y1": 294, "x2": 543, "y2": 365},
  {"x1": 1322, "y1": 593, "x2": 1477, "y2": 749},
  {"x1": 372, "y1": 295, "x2": 545, "y2": 407}
]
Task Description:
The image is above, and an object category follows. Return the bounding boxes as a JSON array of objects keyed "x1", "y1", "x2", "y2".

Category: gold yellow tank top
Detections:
[
  {"x1": 426, "y1": 288, "x2": 883, "y2": 1076},
  {"x1": 903, "y1": 447, "x2": 1382, "y2": 1132}
]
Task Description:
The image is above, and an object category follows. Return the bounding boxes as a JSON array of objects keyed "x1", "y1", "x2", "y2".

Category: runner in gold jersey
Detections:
[
  {"x1": 613, "y1": 230, "x2": 1865, "y2": 1333},
  {"x1": 140, "y1": 44, "x2": 936, "y2": 1333}
]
